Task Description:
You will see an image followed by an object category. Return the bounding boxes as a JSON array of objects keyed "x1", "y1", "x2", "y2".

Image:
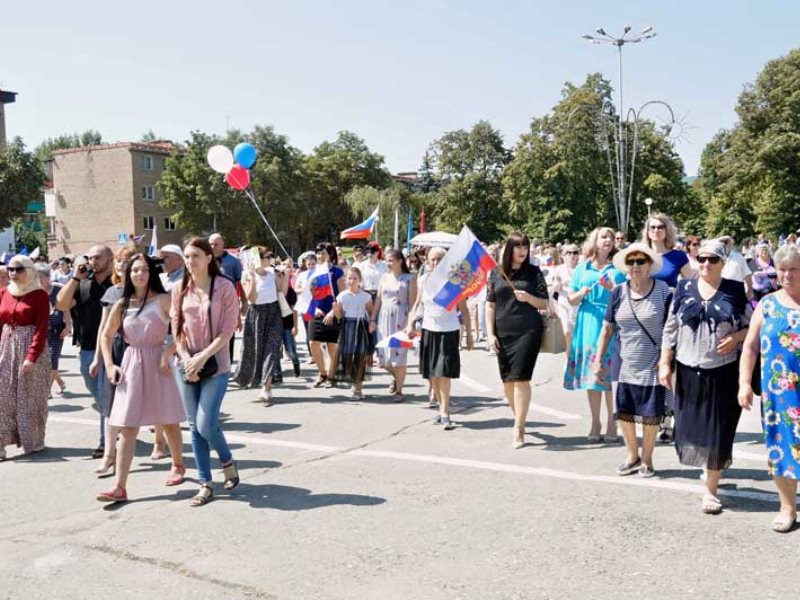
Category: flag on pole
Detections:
[
  {"x1": 294, "y1": 263, "x2": 335, "y2": 321},
  {"x1": 29, "y1": 247, "x2": 41, "y2": 260},
  {"x1": 423, "y1": 226, "x2": 496, "y2": 311},
  {"x1": 393, "y1": 207, "x2": 399, "y2": 249},
  {"x1": 376, "y1": 331, "x2": 419, "y2": 350},
  {"x1": 406, "y1": 208, "x2": 413, "y2": 254},
  {"x1": 419, "y1": 207, "x2": 426, "y2": 233},
  {"x1": 340, "y1": 206, "x2": 379, "y2": 240},
  {"x1": 148, "y1": 224, "x2": 159, "y2": 256}
]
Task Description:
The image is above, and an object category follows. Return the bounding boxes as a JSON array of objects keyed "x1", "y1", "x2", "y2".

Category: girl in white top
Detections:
[{"x1": 333, "y1": 268, "x2": 374, "y2": 399}]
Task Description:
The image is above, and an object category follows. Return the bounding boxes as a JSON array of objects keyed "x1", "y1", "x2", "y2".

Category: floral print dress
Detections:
[{"x1": 760, "y1": 294, "x2": 800, "y2": 479}]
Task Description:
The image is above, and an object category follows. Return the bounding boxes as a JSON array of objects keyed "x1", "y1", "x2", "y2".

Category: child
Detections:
[{"x1": 333, "y1": 268, "x2": 374, "y2": 399}]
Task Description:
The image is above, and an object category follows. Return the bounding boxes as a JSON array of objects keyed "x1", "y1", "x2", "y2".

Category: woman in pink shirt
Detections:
[{"x1": 171, "y1": 237, "x2": 240, "y2": 507}]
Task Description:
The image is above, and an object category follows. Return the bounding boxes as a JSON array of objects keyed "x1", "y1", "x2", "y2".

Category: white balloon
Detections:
[{"x1": 207, "y1": 145, "x2": 234, "y2": 174}]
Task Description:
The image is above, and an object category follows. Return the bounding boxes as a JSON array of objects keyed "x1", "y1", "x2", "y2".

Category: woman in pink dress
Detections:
[{"x1": 95, "y1": 254, "x2": 186, "y2": 503}]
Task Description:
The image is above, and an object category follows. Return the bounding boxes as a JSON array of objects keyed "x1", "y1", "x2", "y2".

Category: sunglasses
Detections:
[
  {"x1": 697, "y1": 255, "x2": 722, "y2": 264},
  {"x1": 625, "y1": 258, "x2": 649, "y2": 266},
  {"x1": 649, "y1": 225, "x2": 666, "y2": 231},
  {"x1": 7, "y1": 266, "x2": 26, "y2": 273},
  {"x1": 564, "y1": 251, "x2": 579, "y2": 255},
  {"x1": 615, "y1": 237, "x2": 625, "y2": 241}
]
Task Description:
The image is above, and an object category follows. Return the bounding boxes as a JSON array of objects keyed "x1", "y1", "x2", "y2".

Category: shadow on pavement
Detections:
[
  {"x1": 223, "y1": 421, "x2": 302, "y2": 435},
  {"x1": 229, "y1": 482, "x2": 386, "y2": 511},
  {"x1": 458, "y1": 418, "x2": 565, "y2": 431},
  {"x1": 48, "y1": 403, "x2": 84, "y2": 413},
  {"x1": 656, "y1": 467, "x2": 773, "y2": 482}
]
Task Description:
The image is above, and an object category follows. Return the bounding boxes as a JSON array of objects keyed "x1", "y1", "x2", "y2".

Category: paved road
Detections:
[{"x1": 0, "y1": 335, "x2": 796, "y2": 600}]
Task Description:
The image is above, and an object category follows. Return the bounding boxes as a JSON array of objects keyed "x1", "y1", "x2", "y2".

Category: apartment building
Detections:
[
  {"x1": 0, "y1": 89, "x2": 16, "y2": 148},
  {"x1": 46, "y1": 142, "x2": 187, "y2": 258}
]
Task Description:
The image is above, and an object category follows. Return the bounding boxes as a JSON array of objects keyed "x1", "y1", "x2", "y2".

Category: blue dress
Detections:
[
  {"x1": 563, "y1": 261, "x2": 627, "y2": 392},
  {"x1": 653, "y1": 249, "x2": 689, "y2": 288},
  {"x1": 759, "y1": 294, "x2": 800, "y2": 479}
]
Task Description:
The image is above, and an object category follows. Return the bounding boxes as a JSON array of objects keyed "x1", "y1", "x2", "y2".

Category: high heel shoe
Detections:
[
  {"x1": 165, "y1": 464, "x2": 186, "y2": 486},
  {"x1": 94, "y1": 456, "x2": 116, "y2": 477}
]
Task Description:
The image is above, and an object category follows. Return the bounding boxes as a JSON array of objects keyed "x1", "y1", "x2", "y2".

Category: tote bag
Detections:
[{"x1": 540, "y1": 314, "x2": 566, "y2": 354}]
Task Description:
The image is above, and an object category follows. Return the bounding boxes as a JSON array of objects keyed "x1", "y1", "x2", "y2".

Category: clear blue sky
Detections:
[{"x1": 2, "y1": 1, "x2": 798, "y2": 176}]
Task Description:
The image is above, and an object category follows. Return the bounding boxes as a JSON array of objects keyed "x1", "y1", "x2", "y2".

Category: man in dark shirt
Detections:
[
  {"x1": 57, "y1": 245, "x2": 113, "y2": 458},
  {"x1": 209, "y1": 233, "x2": 247, "y2": 364}
]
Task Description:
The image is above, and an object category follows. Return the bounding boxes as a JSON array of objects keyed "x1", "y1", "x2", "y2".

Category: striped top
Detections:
[{"x1": 604, "y1": 280, "x2": 672, "y2": 386}]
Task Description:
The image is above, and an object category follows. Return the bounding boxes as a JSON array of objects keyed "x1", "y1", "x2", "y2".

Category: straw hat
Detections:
[{"x1": 612, "y1": 242, "x2": 663, "y2": 277}]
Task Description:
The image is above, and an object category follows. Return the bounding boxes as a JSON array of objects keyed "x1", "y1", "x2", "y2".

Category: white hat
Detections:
[
  {"x1": 612, "y1": 242, "x2": 663, "y2": 277},
  {"x1": 160, "y1": 244, "x2": 183, "y2": 257}
]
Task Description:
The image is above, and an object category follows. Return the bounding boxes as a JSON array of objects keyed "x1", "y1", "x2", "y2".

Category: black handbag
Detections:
[{"x1": 179, "y1": 276, "x2": 219, "y2": 383}]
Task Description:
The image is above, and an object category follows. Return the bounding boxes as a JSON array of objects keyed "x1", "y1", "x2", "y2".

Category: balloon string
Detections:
[{"x1": 243, "y1": 189, "x2": 291, "y2": 258}]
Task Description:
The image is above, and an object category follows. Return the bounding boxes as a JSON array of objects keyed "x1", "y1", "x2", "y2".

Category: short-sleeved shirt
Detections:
[
  {"x1": 721, "y1": 251, "x2": 752, "y2": 283},
  {"x1": 419, "y1": 273, "x2": 460, "y2": 332},
  {"x1": 605, "y1": 280, "x2": 672, "y2": 386},
  {"x1": 72, "y1": 273, "x2": 113, "y2": 351},
  {"x1": 356, "y1": 260, "x2": 387, "y2": 292},
  {"x1": 336, "y1": 290, "x2": 371, "y2": 320},
  {"x1": 314, "y1": 265, "x2": 345, "y2": 315},
  {"x1": 486, "y1": 264, "x2": 548, "y2": 337},
  {"x1": 217, "y1": 251, "x2": 243, "y2": 283},
  {"x1": 653, "y1": 249, "x2": 689, "y2": 288},
  {"x1": 569, "y1": 261, "x2": 627, "y2": 308}
]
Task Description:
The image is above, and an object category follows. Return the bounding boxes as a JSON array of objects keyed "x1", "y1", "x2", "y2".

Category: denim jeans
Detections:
[
  {"x1": 174, "y1": 371, "x2": 232, "y2": 483},
  {"x1": 79, "y1": 349, "x2": 106, "y2": 446},
  {"x1": 282, "y1": 328, "x2": 299, "y2": 365}
]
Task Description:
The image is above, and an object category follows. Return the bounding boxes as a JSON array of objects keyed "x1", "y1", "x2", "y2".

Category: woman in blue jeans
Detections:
[{"x1": 171, "y1": 237, "x2": 241, "y2": 507}]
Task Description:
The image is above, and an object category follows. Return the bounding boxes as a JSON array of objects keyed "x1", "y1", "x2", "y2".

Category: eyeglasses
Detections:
[
  {"x1": 648, "y1": 225, "x2": 666, "y2": 231},
  {"x1": 615, "y1": 237, "x2": 625, "y2": 241},
  {"x1": 564, "y1": 251, "x2": 579, "y2": 255},
  {"x1": 696, "y1": 255, "x2": 722, "y2": 264},
  {"x1": 624, "y1": 258, "x2": 649, "y2": 266},
  {"x1": 7, "y1": 266, "x2": 26, "y2": 273}
]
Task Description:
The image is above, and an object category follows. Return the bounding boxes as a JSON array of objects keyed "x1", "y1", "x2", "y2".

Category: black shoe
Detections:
[
  {"x1": 91, "y1": 445, "x2": 105, "y2": 459},
  {"x1": 293, "y1": 362, "x2": 301, "y2": 377},
  {"x1": 273, "y1": 373, "x2": 284, "y2": 385}
]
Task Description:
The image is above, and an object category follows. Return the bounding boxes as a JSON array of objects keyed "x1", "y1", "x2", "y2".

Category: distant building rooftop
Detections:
[{"x1": 51, "y1": 141, "x2": 177, "y2": 156}]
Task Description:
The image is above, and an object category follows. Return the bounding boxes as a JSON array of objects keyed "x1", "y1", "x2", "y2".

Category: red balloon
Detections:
[{"x1": 225, "y1": 164, "x2": 250, "y2": 190}]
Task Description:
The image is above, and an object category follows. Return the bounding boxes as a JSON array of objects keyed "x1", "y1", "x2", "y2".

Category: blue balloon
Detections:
[{"x1": 234, "y1": 143, "x2": 257, "y2": 169}]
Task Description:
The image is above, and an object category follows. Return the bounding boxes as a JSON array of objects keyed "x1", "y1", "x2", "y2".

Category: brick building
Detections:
[{"x1": 46, "y1": 142, "x2": 187, "y2": 258}]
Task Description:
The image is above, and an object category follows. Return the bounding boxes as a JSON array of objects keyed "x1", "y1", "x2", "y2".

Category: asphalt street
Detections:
[{"x1": 1, "y1": 334, "x2": 796, "y2": 600}]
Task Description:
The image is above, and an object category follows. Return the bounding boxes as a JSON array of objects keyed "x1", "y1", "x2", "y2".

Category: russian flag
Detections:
[
  {"x1": 423, "y1": 226, "x2": 496, "y2": 312},
  {"x1": 376, "y1": 331, "x2": 419, "y2": 350},
  {"x1": 295, "y1": 264, "x2": 334, "y2": 321},
  {"x1": 340, "y1": 206, "x2": 379, "y2": 240}
]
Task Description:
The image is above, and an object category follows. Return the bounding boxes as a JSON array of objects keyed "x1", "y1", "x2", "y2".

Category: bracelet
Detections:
[{"x1": 71, "y1": 276, "x2": 81, "y2": 283}]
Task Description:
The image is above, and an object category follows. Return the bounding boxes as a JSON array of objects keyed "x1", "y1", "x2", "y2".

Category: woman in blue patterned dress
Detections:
[
  {"x1": 563, "y1": 227, "x2": 626, "y2": 442},
  {"x1": 739, "y1": 244, "x2": 800, "y2": 533}
]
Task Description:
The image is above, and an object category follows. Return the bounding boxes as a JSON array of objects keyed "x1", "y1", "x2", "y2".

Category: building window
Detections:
[
  {"x1": 142, "y1": 155, "x2": 154, "y2": 170},
  {"x1": 141, "y1": 186, "x2": 155, "y2": 201},
  {"x1": 164, "y1": 217, "x2": 176, "y2": 231},
  {"x1": 143, "y1": 216, "x2": 154, "y2": 230}
]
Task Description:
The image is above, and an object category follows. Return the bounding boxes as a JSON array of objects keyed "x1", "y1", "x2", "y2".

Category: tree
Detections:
[
  {"x1": 0, "y1": 138, "x2": 45, "y2": 228},
  {"x1": 343, "y1": 184, "x2": 409, "y2": 245},
  {"x1": 34, "y1": 130, "x2": 103, "y2": 162},
  {"x1": 140, "y1": 130, "x2": 160, "y2": 142},
  {"x1": 426, "y1": 120, "x2": 510, "y2": 241},
  {"x1": 698, "y1": 48, "x2": 800, "y2": 240}
]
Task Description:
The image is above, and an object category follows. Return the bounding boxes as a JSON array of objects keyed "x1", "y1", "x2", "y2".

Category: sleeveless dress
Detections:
[
  {"x1": 109, "y1": 300, "x2": 186, "y2": 427},
  {"x1": 376, "y1": 273, "x2": 413, "y2": 368},
  {"x1": 759, "y1": 294, "x2": 800, "y2": 478}
]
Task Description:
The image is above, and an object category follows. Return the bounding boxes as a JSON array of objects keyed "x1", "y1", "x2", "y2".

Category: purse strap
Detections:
[
  {"x1": 207, "y1": 276, "x2": 215, "y2": 342},
  {"x1": 625, "y1": 282, "x2": 658, "y2": 348}
]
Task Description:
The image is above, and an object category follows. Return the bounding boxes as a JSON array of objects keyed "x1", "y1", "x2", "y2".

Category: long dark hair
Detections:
[
  {"x1": 315, "y1": 242, "x2": 338, "y2": 265},
  {"x1": 175, "y1": 237, "x2": 223, "y2": 339},
  {"x1": 386, "y1": 249, "x2": 409, "y2": 274},
  {"x1": 501, "y1": 232, "x2": 531, "y2": 277},
  {"x1": 118, "y1": 253, "x2": 167, "y2": 335}
]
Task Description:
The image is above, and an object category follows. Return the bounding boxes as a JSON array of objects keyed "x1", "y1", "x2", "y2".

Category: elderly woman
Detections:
[
  {"x1": 0, "y1": 256, "x2": 51, "y2": 460},
  {"x1": 551, "y1": 243, "x2": 581, "y2": 355},
  {"x1": 738, "y1": 244, "x2": 800, "y2": 533},
  {"x1": 592, "y1": 243, "x2": 672, "y2": 476},
  {"x1": 748, "y1": 243, "x2": 778, "y2": 301},
  {"x1": 486, "y1": 233, "x2": 549, "y2": 448},
  {"x1": 659, "y1": 239, "x2": 751, "y2": 515},
  {"x1": 563, "y1": 227, "x2": 627, "y2": 442},
  {"x1": 407, "y1": 247, "x2": 472, "y2": 430}
]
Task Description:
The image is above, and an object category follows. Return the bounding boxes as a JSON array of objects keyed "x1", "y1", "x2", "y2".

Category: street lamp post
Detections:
[
  {"x1": 644, "y1": 197, "x2": 653, "y2": 217},
  {"x1": 577, "y1": 26, "x2": 674, "y2": 235}
]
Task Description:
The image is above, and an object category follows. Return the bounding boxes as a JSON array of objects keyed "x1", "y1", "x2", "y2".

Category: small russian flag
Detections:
[
  {"x1": 295, "y1": 264, "x2": 335, "y2": 321},
  {"x1": 376, "y1": 331, "x2": 419, "y2": 350}
]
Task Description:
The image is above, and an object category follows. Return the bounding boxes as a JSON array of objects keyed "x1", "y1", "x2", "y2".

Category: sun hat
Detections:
[
  {"x1": 612, "y1": 242, "x2": 663, "y2": 277},
  {"x1": 160, "y1": 244, "x2": 183, "y2": 257}
]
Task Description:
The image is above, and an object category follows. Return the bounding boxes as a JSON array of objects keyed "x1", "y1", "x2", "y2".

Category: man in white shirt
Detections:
[{"x1": 719, "y1": 235, "x2": 753, "y2": 298}]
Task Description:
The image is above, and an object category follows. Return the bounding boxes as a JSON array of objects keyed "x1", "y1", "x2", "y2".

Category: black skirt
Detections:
[
  {"x1": 674, "y1": 361, "x2": 742, "y2": 470},
  {"x1": 308, "y1": 316, "x2": 341, "y2": 344},
  {"x1": 336, "y1": 318, "x2": 373, "y2": 384},
  {"x1": 616, "y1": 383, "x2": 665, "y2": 425},
  {"x1": 234, "y1": 302, "x2": 283, "y2": 388},
  {"x1": 420, "y1": 329, "x2": 460, "y2": 380},
  {"x1": 496, "y1": 328, "x2": 542, "y2": 383}
]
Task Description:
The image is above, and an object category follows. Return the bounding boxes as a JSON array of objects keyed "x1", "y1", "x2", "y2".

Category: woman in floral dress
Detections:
[{"x1": 739, "y1": 244, "x2": 800, "y2": 533}]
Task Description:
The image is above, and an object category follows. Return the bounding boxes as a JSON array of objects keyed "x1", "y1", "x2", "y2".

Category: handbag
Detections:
[
  {"x1": 179, "y1": 276, "x2": 219, "y2": 383},
  {"x1": 277, "y1": 291, "x2": 293, "y2": 318},
  {"x1": 540, "y1": 314, "x2": 566, "y2": 354}
]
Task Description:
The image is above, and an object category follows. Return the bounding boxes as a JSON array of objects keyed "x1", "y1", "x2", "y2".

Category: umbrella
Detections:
[{"x1": 409, "y1": 231, "x2": 458, "y2": 248}]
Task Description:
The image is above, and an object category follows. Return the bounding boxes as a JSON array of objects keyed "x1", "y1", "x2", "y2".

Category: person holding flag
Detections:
[{"x1": 563, "y1": 226, "x2": 627, "y2": 443}]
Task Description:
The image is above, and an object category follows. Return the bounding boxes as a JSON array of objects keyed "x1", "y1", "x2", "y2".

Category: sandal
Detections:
[
  {"x1": 392, "y1": 393, "x2": 404, "y2": 403},
  {"x1": 165, "y1": 464, "x2": 186, "y2": 487},
  {"x1": 190, "y1": 484, "x2": 213, "y2": 507},
  {"x1": 91, "y1": 445, "x2": 105, "y2": 460},
  {"x1": 701, "y1": 493, "x2": 723, "y2": 515},
  {"x1": 313, "y1": 376, "x2": 328, "y2": 388},
  {"x1": 616, "y1": 458, "x2": 642, "y2": 476},
  {"x1": 658, "y1": 426, "x2": 674, "y2": 443},
  {"x1": 388, "y1": 380, "x2": 397, "y2": 395},
  {"x1": 771, "y1": 513, "x2": 796, "y2": 533},
  {"x1": 96, "y1": 486, "x2": 127, "y2": 503},
  {"x1": 428, "y1": 390, "x2": 439, "y2": 409},
  {"x1": 150, "y1": 446, "x2": 169, "y2": 461},
  {"x1": 222, "y1": 461, "x2": 240, "y2": 491},
  {"x1": 94, "y1": 455, "x2": 116, "y2": 477}
]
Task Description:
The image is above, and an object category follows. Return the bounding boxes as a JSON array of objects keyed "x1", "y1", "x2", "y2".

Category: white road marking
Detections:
[
  {"x1": 49, "y1": 416, "x2": 776, "y2": 502},
  {"x1": 459, "y1": 375, "x2": 494, "y2": 394}
]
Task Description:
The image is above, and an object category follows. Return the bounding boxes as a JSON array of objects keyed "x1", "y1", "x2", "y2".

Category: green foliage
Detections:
[
  {"x1": 34, "y1": 130, "x2": 103, "y2": 162},
  {"x1": 0, "y1": 138, "x2": 45, "y2": 228},
  {"x1": 698, "y1": 48, "x2": 800, "y2": 240}
]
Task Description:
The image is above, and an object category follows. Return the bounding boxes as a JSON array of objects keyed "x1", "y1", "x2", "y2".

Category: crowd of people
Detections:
[{"x1": 0, "y1": 219, "x2": 799, "y2": 533}]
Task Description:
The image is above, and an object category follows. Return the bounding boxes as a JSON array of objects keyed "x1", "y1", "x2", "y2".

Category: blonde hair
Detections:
[
  {"x1": 582, "y1": 227, "x2": 616, "y2": 261},
  {"x1": 641, "y1": 212, "x2": 678, "y2": 250}
]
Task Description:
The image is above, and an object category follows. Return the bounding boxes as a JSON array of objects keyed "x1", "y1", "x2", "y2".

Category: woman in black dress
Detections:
[{"x1": 486, "y1": 233, "x2": 550, "y2": 448}]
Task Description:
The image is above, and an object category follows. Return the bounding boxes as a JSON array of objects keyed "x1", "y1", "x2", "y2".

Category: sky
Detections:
[{"x1": 2, "y1": 1, "x2": 798, "y2": 176}]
